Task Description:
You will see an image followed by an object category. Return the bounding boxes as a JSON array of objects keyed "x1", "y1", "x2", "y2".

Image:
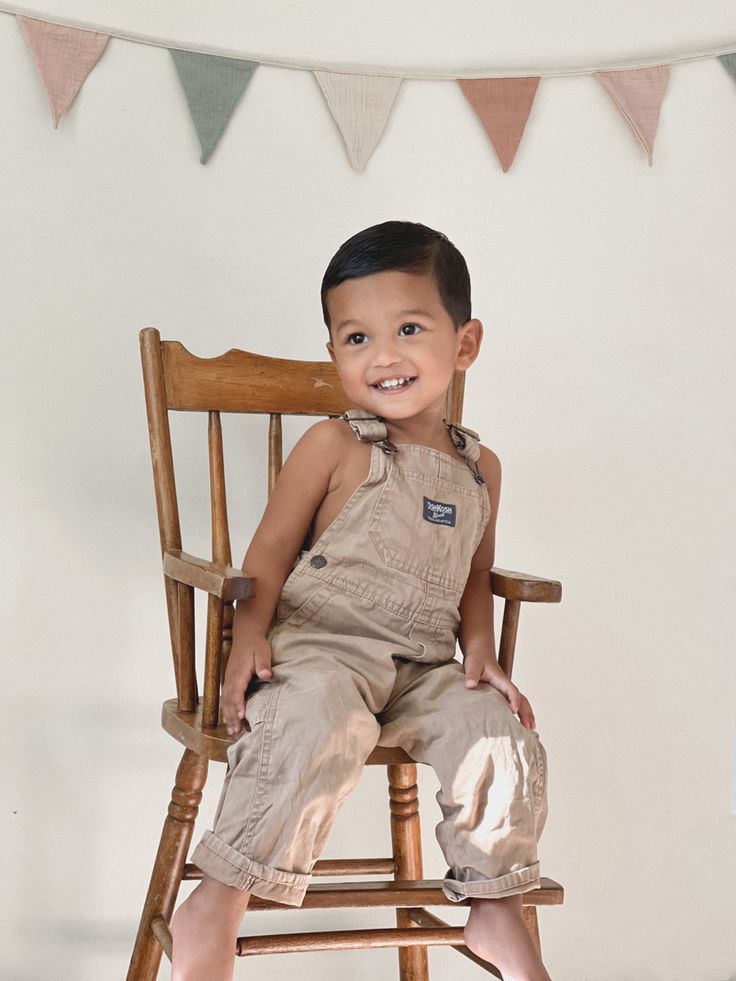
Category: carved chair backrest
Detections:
[{"x1": 139, "y1": 327, "x2": 467, "y2": 726}]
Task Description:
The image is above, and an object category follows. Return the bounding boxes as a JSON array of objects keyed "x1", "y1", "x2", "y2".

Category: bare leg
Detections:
[
  {"x1": 463, "y1": 894, "x2": 552, "y2": 981},
  {"x1": 170, "y1": 875, "x2": 251, "y2": 981}
]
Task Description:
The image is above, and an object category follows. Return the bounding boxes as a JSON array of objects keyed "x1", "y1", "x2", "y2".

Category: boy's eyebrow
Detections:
[{"x1": 334, "y1": 308, "x2": 435, "y2": 335}]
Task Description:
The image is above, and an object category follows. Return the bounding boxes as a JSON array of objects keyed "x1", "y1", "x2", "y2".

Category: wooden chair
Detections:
[{"x1": 128, "y1": 326, "x2": 564, "y2": 980}]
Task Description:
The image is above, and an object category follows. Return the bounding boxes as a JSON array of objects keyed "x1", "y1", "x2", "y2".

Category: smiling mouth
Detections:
[{"x1": 371, "y1": 376, "x2": 417, "y2": 392}]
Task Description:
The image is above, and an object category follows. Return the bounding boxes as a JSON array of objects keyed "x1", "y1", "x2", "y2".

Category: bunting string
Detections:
[
  {"x1": 1, "y1": 4, "x2": 736, "y2": 77},
  {"x1": 2, "y1": 5, "x2": 736, "y2": 171}
]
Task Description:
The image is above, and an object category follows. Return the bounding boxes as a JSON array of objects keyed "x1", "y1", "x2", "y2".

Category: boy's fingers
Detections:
[
  {"x1": 463, "y1": 655, "x2": 482, "y2": 686},
  {"x1": 255, "y1": 649, "x2": 273, "y2": 679},
  {"x1": 222, "y1": 678, "x2": 251, "y2": 734},
  {"x1": 222, "y1": 698, "x2": 239, "y2": 730},
  {"x1": 519, "y1": 696, "x2": 536, "y2": 729},
  {"x1": 494, "y1": 677, "x2": 518, "y2": 711}
]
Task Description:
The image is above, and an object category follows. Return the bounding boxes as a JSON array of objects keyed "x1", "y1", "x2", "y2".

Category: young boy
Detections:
[{"x1": 171, "y1": 220, "x2": 551, "y2": 981}]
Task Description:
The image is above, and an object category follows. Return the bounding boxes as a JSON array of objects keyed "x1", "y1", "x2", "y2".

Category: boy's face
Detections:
[{"x1": 325, "y1": 269, "x2": 482, "y2": 421}]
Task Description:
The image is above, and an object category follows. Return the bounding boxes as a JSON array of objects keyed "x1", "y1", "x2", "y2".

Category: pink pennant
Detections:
[
  {"x1": 17, "y1": 16, "x2": 109, "y2": 128},
  {"x1": 457, "y1": 77, "x2": 540, "y2": 172},
  {"x1": 593, "y1": 65, "x2": 670, "y2": 166}
]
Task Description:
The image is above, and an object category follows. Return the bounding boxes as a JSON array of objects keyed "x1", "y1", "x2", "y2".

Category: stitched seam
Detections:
[
  {"x1": 391, "y1": 466, "x2": 479, "y2": 495},
  {"x1": 444, "y1": 863, "x2": 540, "y2": 897},
  {"x1": 532, "y1": 738, "x2": 546, "y2": 819},
  {"x1": 237, "y1": 683, "x2": 282, "y2": 854},
  {"x1": 299, "y1": 570, "x2": 459, "y2": 627},
  {"x1": 368, "y1": 470, "x2": 469, "y2": 590},
  {"x1": 280, "y1": 586, "x2": 330, "y2": 627}
]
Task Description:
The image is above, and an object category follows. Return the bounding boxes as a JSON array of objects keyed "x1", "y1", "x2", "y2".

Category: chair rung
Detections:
[
  {"x1": 312, "y1": 857, "x2": 396, "y2": 876},
  {"x1": 245, "y1": 877, "x2": 564, "y2": 911},
  {"x1": 183, "y1": 857, "x2": 396, "y2": 880},
  {"x1": 150, "y1": 916, "x2": 172, "y2": 961},
  {"x1": 236, "y1": 924, "x2": 465, "y2": 956}
]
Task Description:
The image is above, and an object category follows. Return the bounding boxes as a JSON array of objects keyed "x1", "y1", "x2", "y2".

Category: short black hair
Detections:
[{"x1": 321, "y1": 220, "x2": 471, "y2": 333}]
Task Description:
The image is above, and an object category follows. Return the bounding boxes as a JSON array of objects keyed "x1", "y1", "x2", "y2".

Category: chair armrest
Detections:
[
  {"x1": 490, "y1": 566, "x2": 561, "y2": 603},
  {"x1": 163, "y1": 549, "x2": 256, "y2": 602}
]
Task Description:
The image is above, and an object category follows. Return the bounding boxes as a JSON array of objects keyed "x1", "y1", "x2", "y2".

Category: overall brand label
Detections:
[{"x1": 423, "y1": 496, "x2": 456, "y2": 527}]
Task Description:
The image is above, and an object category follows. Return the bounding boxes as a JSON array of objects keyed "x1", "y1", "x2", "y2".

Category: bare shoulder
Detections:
[
  {"x1": 477, "y1": 443, "x2": 502, "y2": 514},
  {"x1": 285, "y1": 416, "x2": 357, "y2": 486},
  {"x1": 288, "y1": 416, "x2": 350, "y2": 461},
  {"x1": 292, "y1": 418, "x2": 355, "y2": 462},
  {"x1": 477, "y1": 443, "x2": 501, "y2": 483},
  {"x1": 257, "y1": 418, "x2": 349, "y2": 548}
]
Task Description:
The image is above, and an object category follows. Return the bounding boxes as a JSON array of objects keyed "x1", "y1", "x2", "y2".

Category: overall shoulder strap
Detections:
[
  {"x1": 444, "y1": 419, "x2": 486, "y2": 484},
  {"x1": 342, "y1": 409, "x2": 398, "y2": 455}
]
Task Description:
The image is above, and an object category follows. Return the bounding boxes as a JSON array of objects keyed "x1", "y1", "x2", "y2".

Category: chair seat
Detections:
[{"x1": 162, "y1": 698, "x2": 415, "y2": 765}]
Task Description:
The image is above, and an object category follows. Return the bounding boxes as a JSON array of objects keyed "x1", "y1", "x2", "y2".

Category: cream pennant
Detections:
[
  {"x1": 314, "y1": 70, "x2": 402, "y2": 172},
  {"x1": 17, "y1": 15, "x2": 108, "y2": 128},
  {"x1": 169, "y1": 50, "x2": 257, "y2": 163},
  {"x1": 593, "y1": 65, "x2": 670, "y2": 166},
  {"x1": 457, "y1": 77, "x2": 540, "y2": 172},
  {"x1": 718, "y1": 52, "x2": 736, "y2": 85}
]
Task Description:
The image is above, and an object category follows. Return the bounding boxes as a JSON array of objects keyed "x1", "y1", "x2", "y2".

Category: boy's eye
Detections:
[
  {"x1": 399, "y1": 323, "x2": 422, "y2": 336},
  {"x1": 346, "y1": 332, "x2": 366, "y2": 345}
]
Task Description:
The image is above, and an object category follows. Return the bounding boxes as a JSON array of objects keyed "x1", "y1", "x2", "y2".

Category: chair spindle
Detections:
[
  {"x1": 268, "y1": 413, "x2": 283, "y2": 495},
  {"x1": 175, "y1": 581, "x2": 197, "y2": 711},
  {"x1": 497, "y1": 599, "x2": 521, "y2": 680},
  {"x1": 200, "y1": 411, "x2": 232, "y2": 727}
]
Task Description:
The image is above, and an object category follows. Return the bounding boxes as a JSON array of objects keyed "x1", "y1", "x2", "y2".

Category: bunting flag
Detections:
[
  {"x1": 719, "y1": 53, "x2": 736, "y2": 85},
  {"x1": 457, "y1": 76, "x2": 540, "y2": 172},
  {"x1": 593, "y1": 65, "x2": 670, "y2": 166},
  {"x1": 169, "y1": 50, "x2": 258, "y2": 164},
  {"x1": 3, "y1": 9, "x2": 736, "y2": 172},
  {"x1": 17, "y1": 15, "x2": 109, "y2": 128},
  {"x1": 313, "y1": 70, "x2": 402, "y2": 171}
]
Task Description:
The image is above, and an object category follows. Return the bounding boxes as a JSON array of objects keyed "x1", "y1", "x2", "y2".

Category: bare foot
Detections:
[
  {"x1": 170, "y1": 875, "x2": 251, "y2": 981},
  {"x1": 463, "y1": 894, "x2": 552, "y2": 981}
]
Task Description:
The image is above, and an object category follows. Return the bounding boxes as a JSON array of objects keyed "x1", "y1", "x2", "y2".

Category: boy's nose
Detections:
[{"x1": 372, "y1": 338, "x2": 401, "y2": 367}]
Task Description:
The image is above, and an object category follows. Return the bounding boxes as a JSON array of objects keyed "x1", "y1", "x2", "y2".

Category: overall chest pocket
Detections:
[{"x1": 369, "y1": 467, "x2": 484, "y2": 590}]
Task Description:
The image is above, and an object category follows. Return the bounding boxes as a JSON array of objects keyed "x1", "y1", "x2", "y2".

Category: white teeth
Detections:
[{"x1": 375, "y1": 377, "x2": 411, "y2": 389}]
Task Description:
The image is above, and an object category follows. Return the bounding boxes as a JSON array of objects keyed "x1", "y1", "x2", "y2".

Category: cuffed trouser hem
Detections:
[
  {"x1": 191, "y1": 831, "x2": 311, "y2": 907},
  {"x1": 442, "y1": 861, "x2": 542, "y2": 902}
]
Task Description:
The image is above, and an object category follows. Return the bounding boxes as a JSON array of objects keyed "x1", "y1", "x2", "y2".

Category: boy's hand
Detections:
[
  {"x1": 221, "y1": 636, "x2": 274, "y2": 736},
  {"x1": 463, "y1": 653, "x2": 537, "y2": 730}
]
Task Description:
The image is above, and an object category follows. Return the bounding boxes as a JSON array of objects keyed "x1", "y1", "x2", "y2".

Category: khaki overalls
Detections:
[{"x1": 192, "y1": 409, "x2": 548, "y2": 906}]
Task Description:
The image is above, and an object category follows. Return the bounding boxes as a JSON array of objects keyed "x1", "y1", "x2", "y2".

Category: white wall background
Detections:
[{"x1": 2, "y1": 4, "x2": 735, "y2": 980}]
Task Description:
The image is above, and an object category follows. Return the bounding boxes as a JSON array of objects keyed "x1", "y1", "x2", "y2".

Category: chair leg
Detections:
[
  {"x1": 127, "y1": 748, "x2": 209, "y2": 981},
  {"x1": 388, "y1": 763, "x2": 430, "y2": 981},
  {"x1": 521, "y1": 905, "x2": 541, "y2": 956}
]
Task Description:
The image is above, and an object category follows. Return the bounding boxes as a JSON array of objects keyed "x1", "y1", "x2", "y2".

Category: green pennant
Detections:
[
  {"x1": 169, "y1": 49, "x2": 257, "y2": 163},
  {"x1": 718, "y1": 53, "x2": 736, "y2": 86}
]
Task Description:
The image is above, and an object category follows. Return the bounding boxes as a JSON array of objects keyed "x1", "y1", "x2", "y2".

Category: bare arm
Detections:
[
  {"x1": 457, "y1": 445, "x2": 501, "y2": 661},
  {"x1": 221, "y1": 418, "x2": 343, "y2": 733},
  {"x1": 457, "y1": 447, "x2": 537, "y2": 730}
]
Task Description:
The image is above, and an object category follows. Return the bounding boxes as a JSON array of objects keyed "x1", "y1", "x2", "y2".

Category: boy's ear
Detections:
[
  {"x1": 326, "y1": 340, "x2": 336, "y2": 363},
  {"x1": 455, "y1": 318, "x2": 483, "y2": 371}
]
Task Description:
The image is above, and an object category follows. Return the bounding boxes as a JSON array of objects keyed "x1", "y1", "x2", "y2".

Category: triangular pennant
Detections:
[
  {"x1": 718, "y1": 53, "x2": 736, "y2": 86},
  {"x1": 169, "y1": 50, "x2": 258, "y2": 163},
  {"x1": 17, "y1": 16, "x2": 109, "y2": 129},
  {"x1": 593, "y1": 65, "x2": 670, "y2": 166},
  {"x1": 314, "y1": 71, "x2": 402, "y2": 172},
  {"x1": 457, "y1": 77, "x2": 540, "y2": 172}
]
